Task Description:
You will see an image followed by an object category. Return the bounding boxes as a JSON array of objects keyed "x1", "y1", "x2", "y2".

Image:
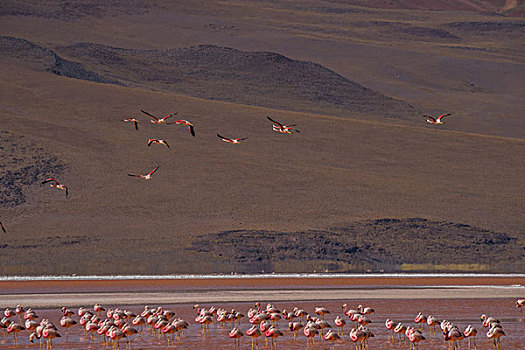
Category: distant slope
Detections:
[{"x1": 54, "y1": 43, "x2": 416, "y2": 118}]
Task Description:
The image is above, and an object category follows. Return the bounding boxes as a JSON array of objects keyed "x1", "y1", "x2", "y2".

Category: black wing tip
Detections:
[{"x1": 190, "y1": 126, "x2": 196, "y2": 137}]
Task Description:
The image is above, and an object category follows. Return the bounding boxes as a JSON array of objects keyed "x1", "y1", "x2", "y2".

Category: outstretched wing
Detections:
[
  {"x1": 134, "y1": 121, "x2": 138, "y2": 130},
  {"x1": 42, "y1": 178, "x2": 58, "y2": 185},
  {"x1": 164, "y1": 141, "x2": 170, "y2": 149},
  {"x1": 141, "y1": 110, "x2": 159, "y2": 121},
  {"x1": 147, "y1": 139, "x2": 154, "y2": 147},
  {"x1": 423, "y1": 115, "x2": 437, "y2": 123},
  {"x1": 189, "y1": 125, "x2": 196, "y2": 137},
  {"x1": 64, "y1": 186, "x2": 68, "y2": 198},
  {"x1": 148, "y1": 166, "x2": 160, "y2": 176},
  {"x1": 127, "y1": 174, "x2": 141, "y2": 177},
  {"x1": 437, "y1": 113, "x2": 451, "y2": 122},
  {"x1": 267, "y1": 116, "x2": 283, "y2": 128},
  {"x1": 0, "y1": 221, "x2": 6, "y2": 234},
  {"x1": 217, "y1": 134, "x2": 231, "y2": 142},
  {"x1": 237, "y1": 137, "x2": 248, "y2": 141}
]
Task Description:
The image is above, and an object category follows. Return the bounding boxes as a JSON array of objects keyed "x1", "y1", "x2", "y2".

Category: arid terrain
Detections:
[{"x1": 1, "y1": 0, "x2": 524, "y2": 275}]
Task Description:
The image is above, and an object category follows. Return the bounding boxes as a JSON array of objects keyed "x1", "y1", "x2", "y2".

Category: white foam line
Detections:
[{"x1": 1, "y1": 273, "x2": 524, "y2": 282}]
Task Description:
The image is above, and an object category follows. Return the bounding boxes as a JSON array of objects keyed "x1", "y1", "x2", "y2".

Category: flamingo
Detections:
[
  {"x1": 414, "y1": 312, "x2": 427, "y2": 329},
  {"x1": 407, "y1": 327, "x2": 426, "y2": 350},
  {"x1": 42, "y1": 178, "x2": 68, "y2": 197},
  {"x1": 314, "y1": 307, "x2": 330, "y2": 318},
  {"x1": 217, "y1": 134, "x2": 247, "y2": 144},
  {"x1": 481, "y1": 314, "x2": 500, "y2": 328},
  {"x1": 141, "y1": 109, "x2": 177, "y2": 124},
  {"x1": 59, "y1": 316, "x2": 77, "y2": 342},
  {"x1": 229, "y1": 327, "x2": 243, "y2": 348},
  {"x1": 147, "y1": 138, "x2": 170, "y2": 149},
  {"x1": 334, "y1": 316, "x2": 345, "y2": 335},
  {"x1": 267, "y1": 116, "x2": 300, "y2": 134},
  {"x1": 427, "y1": 315, "x2": 439, "y2": 336},
  {"x1": 303, "y1": 325, "x2": 317, "y2": 346},
  {"x1": 323, "y1": 329, "x2": 341, "y2": 349},
  {"x1": 127, "y1": 166, "x2": 160, "y2": 180},
  {"x1": 123, "y1": 117, "x2": 139, "y2": 130},
  {"x1": 349, "y1": 327, "x2": 366, "y2": 349},
  {"x1": 424, "y1": 113, "x2": 451, "y2": 125},
  {"x1": 246, "y1": 324, "x2": 262, "y2": 350},
  {"x1": 464, "y1": 324, "x2": 477, "y2": 350},
  {"x1": 168, "y1": 119, "x2": 196, "y2": 137},
  {"x1": 516, "y1": 299, "x2": 525, "y2": 310},
  {"x1": 265, "y1": 325, "x2": 283, "y2": 350},
  {"x1": 42, "y1": 326, "x2": 61, "y2": 350},
  {"x1": 357, "y1": 305, "x2": 374, "y2": 315},
  {"x1": 6, "y1": 321, "x2": 25, "y2": 345},
  {"x1": 385, "y1": 319, "x2": 398, "y2": 342},
  {"x1": 486, "y1": 326, "x2": 505, "y2": 349}
]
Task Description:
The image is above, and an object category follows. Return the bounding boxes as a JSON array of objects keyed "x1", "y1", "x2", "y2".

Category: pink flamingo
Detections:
[
  {"x1": 127, "y1": 166, "x2": 160, "y2": 180},
  {"x1": 464, "y1": 324, "x2": 477, "y2": 350},
  {"x1": 147, "y1": 138, "x2": 170, "y2": 149},
  {"x1": 42, "y1": 178, "x2": 68, "y2": 197},
  {"x1": 246, "y1": 324, "x2": 262, "y2": 350},
  {"x1": 407, "y1": 327, "x2": 426, "y2": 349},
  {"x1": 385, "y1": 319, "x2": 398, "y2": 342},
  {"x1": 323, "y1": 329, "x2": 341, "y2": 349},
  {"x1": 141, "y1": 109, "x2": 177, "y2": 124},
  {"x1": 217, "y1": 134, "x2": 247, "y2": 144},
  {"x1": 486, "y1": 326, "x2": 505, "y2": 349},
  {"x1": 168, "y1": 119, "x2": 196, "y2": 137},
  {"x1": 59, "y1": 316, "x2": 77, "y2": 342},
  {"x1": 334, "y1": 315, "x2": 345, "y2": 335},
  {"x1": 123, "y1": 117, "x2": 139, "y2": 130},
  {"x1": 424, "y1": 113, "x2": 451, "y2": 125},
  {"x1": 303, "y1": 325, "x2": 317, "y2": 346},
  {"x1": 265, "y1": 325, "x2": 283, "y2": 350},
  {"x1": 267, "y1": 116, "x2": 300, "y2": 134},
  {"x1": 229, "y1": 327, "x2": 243, "y2": 348},
  {"x1": 42, "y1": 326, "x2": 61, "y2": 350}
]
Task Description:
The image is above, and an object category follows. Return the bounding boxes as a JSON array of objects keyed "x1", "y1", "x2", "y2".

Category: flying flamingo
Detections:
[
  {"x1": 424, "y1": 113, "x2": 451, "y2": 125},
  {"x1": 127, "y1": 166, "x2": 160, "y2": 180},
  {"x1": 217, "y1": 134, "x2": 247, "y2": 144},
  {"x1": 168, "y1": 119, "x2": 196, "y2": 137},
  {"x1": 147, "y1": 139, "x2": 170, "y2": 149},
  {"x1": 123, "y1": 117, "x2": 139, "y2": 130},
  {"x1": 516, "y1": 299, "x2": 525, "y2": 310},
  {"x1": 141, "y1": 110, "x2": 177, "y2": 124},
  {"x1": 267, "y1": 116, "x2": 300, "y2": 133},
  {"x1": 0, "y1": 221, "x2": 6, "y2": 233},
  {"x1": 42, "y1": 178, "x2": 68, "y2": 198}
]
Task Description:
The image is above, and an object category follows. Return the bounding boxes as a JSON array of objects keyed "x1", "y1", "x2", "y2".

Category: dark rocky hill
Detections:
[{"x1": 55, "y1": 43, "x2": 416, "y2": 118}]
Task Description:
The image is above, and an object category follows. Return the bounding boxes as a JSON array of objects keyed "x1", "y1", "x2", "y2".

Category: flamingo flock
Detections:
[
  {"x1": 1, "y1": 298, "x2": 522, "y2": 349},
  {"x1": 32, "y1": 109, "x2": 449, "y2": 203}
]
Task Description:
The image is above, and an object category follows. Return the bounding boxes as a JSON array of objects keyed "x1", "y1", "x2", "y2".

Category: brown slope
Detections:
[{"x1": 0, "y1": 62, "x2": 524, "y2": 275}]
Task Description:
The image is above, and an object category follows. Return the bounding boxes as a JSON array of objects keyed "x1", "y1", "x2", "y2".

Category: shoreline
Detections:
[{"x1": 1, "y1": 286, "x2": 524, "y2": 308}]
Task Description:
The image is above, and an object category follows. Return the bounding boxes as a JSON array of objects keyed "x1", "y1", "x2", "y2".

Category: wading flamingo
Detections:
[
  {"x1": 464, "y1": 324, "x2": 477, "y2": 350},
  {"x1": 487, "y1": 326, "x2": 505, "y2": 349},
  {"x1": 59, "y1": 316, "x2": 77, "y2": 342},
  {"x1": 127, "y1": 166, "x2": 160, "y2": 180},
  {"x1": 229, "y1": 327, "x2": 243, "y2": 348},
  {"x1": 42, "y1": 178, "x2": 68, "y2": 198},
  {"x1": 141, "y1": 110, "x2": 177, "y2": 124},
  {"x1": 246, "y1": 324, "x2": 262, "y2": 350}
]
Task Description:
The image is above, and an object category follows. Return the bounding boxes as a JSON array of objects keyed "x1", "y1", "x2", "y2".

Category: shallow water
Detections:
[{"x1": 1, "y1": 298, "x2": 524, "y2": 349}]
